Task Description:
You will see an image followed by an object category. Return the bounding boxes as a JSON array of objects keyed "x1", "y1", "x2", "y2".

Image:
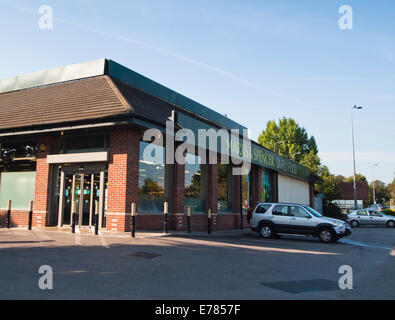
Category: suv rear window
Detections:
[{"x1": 256, "y1": 204, "x2": 271, "y2": 213}]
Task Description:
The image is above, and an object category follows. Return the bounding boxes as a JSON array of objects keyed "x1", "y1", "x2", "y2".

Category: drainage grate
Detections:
[
  {"x1": 260, "y1": 279, "x2": 338, "y2": 294},
  {"x1": 129, "y1": 252, "x2": 161, "y2": 259}
]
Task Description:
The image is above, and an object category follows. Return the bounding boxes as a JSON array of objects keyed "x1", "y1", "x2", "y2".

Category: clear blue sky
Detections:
[{"x1": 1, "y1": 0, "x2": 394, "y2": 183}]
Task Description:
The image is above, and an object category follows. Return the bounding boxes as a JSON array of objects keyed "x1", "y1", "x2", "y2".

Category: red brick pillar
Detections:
[
  {"x1": 106, "y1": 128, "x2": 140, "y2": 232},
  {"x1": 257, "y1": 167, "x2": 263, "y2": 203},
  {"x1": 171, "y1": 161, "x2": 185, "y2": 231},
  {"x1": 33, "y1": 136, "x2": 55, "y2": 228}
]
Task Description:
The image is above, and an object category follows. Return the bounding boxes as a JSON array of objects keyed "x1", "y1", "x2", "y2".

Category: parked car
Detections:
[
  {"x1": 248, "y1": 202, "x2": 351, "y2": 243},
  {"x1": 347, "y1": 209, "x2": 395, "y2": 228},
  {"x1": 366, "y1": 204, "x2": 384, "y2": 211}
]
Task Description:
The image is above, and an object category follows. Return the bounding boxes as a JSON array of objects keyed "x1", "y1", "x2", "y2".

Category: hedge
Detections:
[{"x1": 382, "y1": 209, "x2": 395, "y2": 216}]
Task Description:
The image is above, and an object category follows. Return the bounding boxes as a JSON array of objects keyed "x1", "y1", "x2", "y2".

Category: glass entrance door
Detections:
[{"x1": 57, "y1": 167, "x2": 106, "y2": 228}]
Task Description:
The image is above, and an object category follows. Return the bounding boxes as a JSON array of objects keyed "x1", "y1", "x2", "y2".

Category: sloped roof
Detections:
[
  {"x1": 338, "y1": 182, "x2": 369, "y2": 200},
  {"x1": 0, "y1": 75, "x2": 133, "y2": 131}
]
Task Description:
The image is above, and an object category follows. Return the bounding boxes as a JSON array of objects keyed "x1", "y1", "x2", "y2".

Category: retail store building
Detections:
[{"x1": 0, "y1": 59, "x2": 318, "y2": 232}]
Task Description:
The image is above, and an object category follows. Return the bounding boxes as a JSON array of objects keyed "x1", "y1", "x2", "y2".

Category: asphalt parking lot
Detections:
[{"x1": 0, "y1": 226, "x2": 394, "y2": 300}]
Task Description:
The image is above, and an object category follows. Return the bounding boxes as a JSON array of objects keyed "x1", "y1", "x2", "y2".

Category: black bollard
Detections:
[
  {"x1": 94, "y1": 201, "x2": 99, "y2": 235},
  {"x1": 71, "y1": 202, "x2": 76, "y2": 234},
  {"x1": 163, "y1": 202, "x2": 168, "y2": 234},
  {"x1": 131, "y1": 203, "x2": 136, "y2": 238},
  {"x1": 208, "y1": 208, "x2": 212, "y2": 235},
  {"x1": 187, "y1": 206, "x2": 191, "y2": 234},
  {"x1": 6, "y1": 200, "x2": 11, "y2": 229},
  {"x1": 28, "y1": 201, "x2": 33, "y2": 230}
]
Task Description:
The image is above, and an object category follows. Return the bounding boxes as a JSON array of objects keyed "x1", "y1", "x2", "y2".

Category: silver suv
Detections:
[{"x1": 248, "y1": 202, "x2": 351, "y2": 243}]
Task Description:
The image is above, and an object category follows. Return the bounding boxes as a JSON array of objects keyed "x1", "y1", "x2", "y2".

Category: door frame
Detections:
[{"x1": 56, "y1": 163, "x2": 106, "y2": 228}]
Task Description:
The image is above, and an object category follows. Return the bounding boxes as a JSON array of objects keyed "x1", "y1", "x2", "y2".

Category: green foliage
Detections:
[
  {"x1": 386, "y1": 179, "x2": 395, "y2": 201},
  {"x1": 382, "y1": 209, "x2": 395, "y2": 216},
  {"x1": 323, "y1": 202, "x2": 343, "y2": 218},
  {"x1": 343, "y1": 174, "x2": 368, "y2": 183},
  {"x1": 257, "y1": 116, "x2": 344, "y2": 217},
  {"x1": 257, "y1": 117, "x2": 321, "y2": 173},
  {"x1": 315, "y1": 165, "x2": 342, "y2": 217},
  {"x1": 316, "y1": 165, "x2": 340, "y2": 201},
  {"x1": 368, "y1": 180, "x2": 391, "y2": 205}
]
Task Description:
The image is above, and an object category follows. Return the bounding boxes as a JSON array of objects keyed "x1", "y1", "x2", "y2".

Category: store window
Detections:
[
  {"x1": 138, "y1": 141, "x2": 166, "y2": 213},
  {"x1": 184, "y1": 154, "x2": 206, "y2": 213},
  {"x1": 58, "y1": 133, "x2": 108, "y2": 154},
  {"x1": 0, "y1": 141, "x2": 37, "y2": 172},
  {"x1": 218, "y1": 163, "x2": 233, "y2": 213},
  {"x1": 0, "y1": 141, "x2": 37, "y2": 210},
  {"x1": 261, "y1": 169, "x2": 272, "y2": 202}
]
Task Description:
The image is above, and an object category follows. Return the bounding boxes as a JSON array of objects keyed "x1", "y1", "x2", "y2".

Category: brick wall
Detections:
[
  {"x1": 33, "y1": 136, "x2": 55, "y2": 228},
  {"x1": 207, "y1": 164, "x2": 218, "y2": 213},
  {"x1": 0, "y1": 210, "x2": 29, "y2": 227},
  {"x1": 171, "y1": 161, "x2": 185, "y2": 230},
  {"x1": 106, "y1": 128, "x2": 140, "y2": 231}
]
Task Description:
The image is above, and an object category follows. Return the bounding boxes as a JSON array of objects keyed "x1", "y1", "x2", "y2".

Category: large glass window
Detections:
[
  {"x1": 184, "y1": 154, "x2": 206, "y2": 213},
  {"x1": 58, "y1": 133, "x2": 107, "y2": 154},
  {"x1": 218, "y1": 163, "x2": 233, "y2": 213},
  {"x1": 0, "y1": 141, "x2": 37, "y2": 172},
  {"x1": 138, "y1": 141, "x2": 166, "y2": 213},
  {"x1": 0, "y1": 172, "x2": 36, "y2": 210},
  {"x1": 261, "y1": 168, "x2": 272, "y2": 202}
]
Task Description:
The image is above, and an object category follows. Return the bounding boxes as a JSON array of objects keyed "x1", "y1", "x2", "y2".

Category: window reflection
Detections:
[
  {"x1": 261, "y1": 169, "x2": 272, "y2": 202},
  {"x1": 218, "y1": 163, "x2": 232, "y2": 213},
  {"x1": 138, "y1": 141, "x2": 165, "y2": 213},
  {"x1": 184, "y1": 154, "x2": 205, "y2": 213},
  {"x1": 0, "y1": 141, "x2": 37, "y2": 172}
]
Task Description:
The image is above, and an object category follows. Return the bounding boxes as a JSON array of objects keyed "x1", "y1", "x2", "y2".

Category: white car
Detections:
[
  {"x1": 248, "y1": 202, "x2": 351, "y2": 243},
  {"x1": 347, "y1": 209, "x2": 395, "y2": 228}
]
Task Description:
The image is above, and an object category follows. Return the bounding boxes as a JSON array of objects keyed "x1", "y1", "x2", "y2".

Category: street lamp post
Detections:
[
  {"x1": 372, "y1": 163, "x2": 378, "y2": 204},
  {"x1": 351, "y1": 105, "x2": 362, "y2": 210}
]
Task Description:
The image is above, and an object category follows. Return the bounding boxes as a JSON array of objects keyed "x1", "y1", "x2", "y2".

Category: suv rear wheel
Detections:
[
  {"x1": 259, "y1": 224, "x2": 274, "y2": 239},
  {"x1": 318, "y1": 228, "x2": 334, "y2": 243}
]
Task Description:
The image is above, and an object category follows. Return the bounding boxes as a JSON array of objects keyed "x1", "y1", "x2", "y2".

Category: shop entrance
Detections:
[{"x1": 56, "y1": 164, "x2": 107, "y2": 228}]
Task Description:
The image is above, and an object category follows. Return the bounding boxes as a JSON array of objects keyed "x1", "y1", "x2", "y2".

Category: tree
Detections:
[
  {"x1": 335, "y1": 175, "x2": 346, "y2": 184},
  {"x1": 257, "y1": 117, "x2": 321, "y2": 173},
  {"x1": 387, "y1": 179, "x2": 395, "y2": 202},
  {"x1": 315, "y1": 165, "x2": 342, "y2": 217},
  {"x1": 343, "y1": 174, "x2": 368, "y2": 184},
  {"x1": 257, "y1": 117, "x2": 343, "y2": 216},
  {"x1": 368, "y1": 180, "x2": 391, "y2": 205}
]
